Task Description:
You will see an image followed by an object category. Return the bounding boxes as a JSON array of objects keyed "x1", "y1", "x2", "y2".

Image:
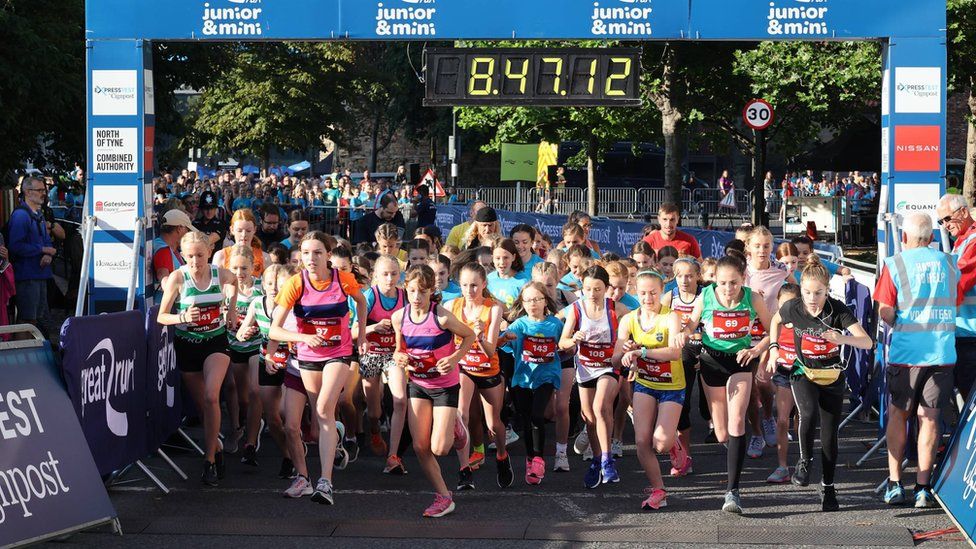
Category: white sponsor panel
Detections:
[
  {"x1": 93, "y1": 242, "x2": 134, "y2": 289},
  {"x1": 91, "y1": 70, "x2": 137, "y2": 116},
  {"x1": 895, "y1": 67, "x2": 941, "y2": 114},
  {"x1": 92, "y1": 127, "x2": 138, "y2": 173},
  {"x1": 893, "y1": 183, "x2": 940, "y2": 224},
  {"x1": 144, "y1": 70, "x2": 155, "y2": 116},
  {"x1": 881, "y1": 127, "x2": 890, "y2": 173},
  {"x1": 93, "y1": 186, "x2": 139, "y2": 232}
]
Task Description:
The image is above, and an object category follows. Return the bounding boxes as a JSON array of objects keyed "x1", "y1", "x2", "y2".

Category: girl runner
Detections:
[
  {"x1": 631, "y1": 241, "x2": 657, "y2": 271},
  {"x1": 392, "y1": 265, "x2": 476, "y2": 517},
  {"x1": 359, "y1": 255, "x2": 410, "y2": 475},
  {"x1": 675, "y1": 254, "x2": 771, "y2": 514},
  {"x1": 660, "y1": 257, "x2": 703, "y2": 477},
  {"x1": 765, "y1": 283, "x2": 800, "y2": 484},
  {"x1": 560, "y1": 265, "x2": 630, "y2": 488},
  {"x1": 487, "y1": 238, "x2": 526, "y2": 309},
  {"x1": 500, "y1": 281, "x2": 564, "y2": 485},
  {"x1": 281, "y1": 209, "x2": 310, "y2": 250},
  {"x1": 511, "y1": 224, "x2": 543, "y2": 273},
  {"x1": 236, "y1": 264, "x2": 295, "y2": 477},
  {"x1": 450, "y1": 262, "x2": 515, "y2": 488},
  {"x1": 431, "y1": 254, "x2": 461, "y2": 302},
  {"x1": 606, "y1": 261, "x2": 637, "y2": 459},
  {"x1": 270, "y1": 231, "x2": 368, "y2": 505},
  {"x1": 226, "y1": 245, "x2": 264, "y2": 465},
  {"x1": 212, "y1": 208, "x2": 271, "y2": 276},
  {"x1": 531, "y1": 261, "x2": 577, "y2": 472},
  {"x1": 657, "y1": 246, "x2": 680, "y2": 293},
  {"x1": 157, "y1": 231, "x2": 238, "y2": 486},
  {"x1": 763, "y1": 256, "x2": 872, "y2": 511},
  {"x1": 407, "y1": 239, "x2": 432, "y2": 269},
  {"x1": 613, "y1": 270, "x2": 684, "y2": 509}
]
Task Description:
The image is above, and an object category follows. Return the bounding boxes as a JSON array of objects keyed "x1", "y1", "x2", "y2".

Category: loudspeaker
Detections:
[
  {"x1": 547, "y1": 165, "x2": 559, "y2": 184},
  {"x1": 408, "y1": 163, "x2": 421, "y2": 185}
]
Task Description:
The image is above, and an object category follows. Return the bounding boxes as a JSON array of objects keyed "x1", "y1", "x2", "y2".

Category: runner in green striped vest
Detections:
[
  {"x1": 157, "y1": 231, "x2": 238, "y2": 487},
  {"x1": 674, "y1": 254, "x2": 771, "y2": 516}
]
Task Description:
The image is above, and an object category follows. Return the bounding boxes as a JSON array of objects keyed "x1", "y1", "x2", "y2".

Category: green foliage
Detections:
[
  {"x1": 0, "y1": 0, "x2": 85, "y2": 179},
  {"x1": 948, "y1": 0, "x2": 976, "y2": 95}
]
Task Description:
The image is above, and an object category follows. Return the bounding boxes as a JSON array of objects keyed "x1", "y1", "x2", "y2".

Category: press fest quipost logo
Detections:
[
  {"x1": 376, "y1": 0, "x2": 436, "y2": 37},
  {"x1": 591, "y1": 0, "x2": 653, "y2": 36},
  {"x1": 767, "y1": 0, "x2": 829, "y2": 36},
  {"x1": 81, "y1": 338, "x2": 136, "y2": 437},
  {"x1": 202, "y1": 0, "x2": 264, "y2": 37}
]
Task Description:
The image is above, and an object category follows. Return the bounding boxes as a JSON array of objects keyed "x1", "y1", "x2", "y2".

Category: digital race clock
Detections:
[{"x1": 423, "y1": 47, "x2": 641, "y2": 107}]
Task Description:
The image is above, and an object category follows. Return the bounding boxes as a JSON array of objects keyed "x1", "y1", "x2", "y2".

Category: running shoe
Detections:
[
  {"x1": 611, "y1": 439, "x2": 624, "y2": 458},
  {"x1": 370, "y1": 433, "x2": 388, "y2": 457},
  {"x1": 453, "y1": 415, "x2": 469, "y2": 451},
  {"x1": 457, "y1": 467, "x2": 475, "y2": 491},
  {"x1": 573, "y1": 427, "x2": 590, "y2": 455},
  {"x1": 553, "y1": 451, "x2": 570, "y2": 472},
  {"x1": 822, "y1": 484, "x2": 839, "y2": 512},
  {"x1": 223, "y1": 426, "x2": 244, "y2": 454},
  {"x1": 383, "y1": 455, "x2": 407, "y2": 475},
  {"x1": 256, "y1": 418, "x2": 266, "y2": 451},
  {"x1": 883, "y1": 481, "x2": 906, "y2": 505},
  {"x1": 746, "y1": 435, "x2": 766, "y2": 459},
  {"x1": 343, "y1": 438, "x2": 360, "y2": 464},
  {"x1": 762, "y1": 417, "x2": 778, "y2": 448},
  {"x1": 214, "y1": 451, "x2": 226, "y2": 479},
  {"x1": 584, "y1": 460, "x2": 602, "y2": 489},
  {"x1": 525, "y1": 458, "x2": 540, "y2": 485},
  {"x1": 311, "y1": 477, "x2": 334, "y2": 505},
  {"x1": 531, "y1": 456, "x2": 546, "y2": 484},
  {"x1": 582, "y1": 446, "x2": 594, "y2": 461},
  {"x1": 704, "y1": 425, "x2": 719, "y2": 444},
  {"x1": 669, "y1": 437, "x2": 688, "y2": 473},
  {"x1": 792, "y1": 458, "x2": 810, "y2": 487},
  {"x1": 722, "y1": 490, "x2": 743, "y2": 514},
  {"x1": 914, "y1": 486, "x2": 937, "y2": 509},
  {"x1": 423, "y1": 493, "x2": 455, "y2": 518},
  {"x1": 336, "y1": 420, "x2": 346, "y2": 444},
  {"x1": 601, "y1": 458, "x2": 620, "y2": 484},
  {"x1": 201, "y1": 461, "x2": 218, "y2": 487},
  {"x1": 469, "y1": 450, "x2": 486, "y2": 471},
  {"x1": 671, "y1": 456, "x2": 694, "y2": 477},
  {"x1": 496, "y1": 455, "x2": 514, "y2": 488},
  {"x1": 278, "y1": 458, "x2": 295, "y2": 479},
  {"x1": 488, "y1": 427, "x2": 519, "y2": 450},
  {"x1": 641, "y1": 487, "x2": 668, "y2": 510},
  {"x1": 240, "y1": 444, "x2": 258, "y2": 466},
  {"x1": 766, "y1": 466, "x2": 791, "y2": 484},
  {"x1": 334, "y1": 445, "x2": 349, "y2": 471},
  {"x1": 284, "y1": 475, "x2": 313, "y2": 498}
]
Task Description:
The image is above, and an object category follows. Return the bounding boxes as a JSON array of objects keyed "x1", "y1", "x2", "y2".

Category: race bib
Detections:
[
  {"x1": 675, "y1": 307, "x2": 695, "y2": 332},
  {"x1": 635, "y1": 357, "x2": 672, "y2": 384},
  {"x1": 799, "y1": 332, "x2": 839, "y2": 361},
  {"x1": 187, "y1": 304, "x2": 222, "y2": 333},
  {"x1": 777, "y1": 326, "x2": 797, "y2": 366},
  {"x1": 301, "y1": 317, "x2": 343, "y2": 347},
  {"x1": 750, "y1": 319, "x2": 767, "y2": 342},
  {"x1": 522, "y1": 336, "x2": 557, "y2": 364},
  {"x1": 579, "y1": 341, "x2": 614, "y2": 368},
  {"x1": 710, "y1": 310, "x2": 750, "y2": 341},
  {"x1": 262, "y1": 345, "x2": 289, "y2": 366},
  {"x1": 366, "y1": 329, "x2": 396, "y2": 354},
  {"x1": 408, "y1": 350, "x2": 440, "y2": 379},
  {"x1": 460, "y1": 343, "x2": 491, "y2": 373}
]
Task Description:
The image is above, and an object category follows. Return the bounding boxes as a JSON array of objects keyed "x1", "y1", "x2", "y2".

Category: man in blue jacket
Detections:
[{"x1": 9, "y1": 176, "x2": 55, "y2": 336}]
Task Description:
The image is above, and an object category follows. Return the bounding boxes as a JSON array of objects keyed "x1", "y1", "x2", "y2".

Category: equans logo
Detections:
[
  {"x1": 376, "y1": 0, "x2": 436, "y2": 36},
  {"x1": 81, "y1": 338, "x2": 136, "y2": 437},
  {"x1": 157, "y1": 326, "x2": 178, "y2": 408},
  {"x1": 202, "y1": 0, "x2": 263, "y2": 36},
  {"x1": 895, "y1": 201, "x2": 933, "y2": 212},
  {"x1": 592, "y1": 0, "x2": 653, "y2": 36},
  {"x1": 93, "y1": 85, "x2": 135, "y2": 102},
  {"x1": 767, "y1": 0, "x2": 828, "y2": 36}
]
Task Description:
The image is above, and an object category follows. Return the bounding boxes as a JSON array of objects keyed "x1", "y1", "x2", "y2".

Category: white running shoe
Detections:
[
  {"x1": 762, "y1": 418, "x2": 778, "y2": 448},
  {"x1": 553, "y1": 452, "x2": 570, "y2": 472},
  {"x1": 573, "y1": 427, "x2": 590, "y2": 455},
  {"x1": 611, "y1": 439, "x2": 624, "y2": 458},
  {"x1": 283, "y1": 475, "x2": 313, "y2": 498},
  {"x1": 747, "y1": 435, "x2": 766, "y2": 459}
]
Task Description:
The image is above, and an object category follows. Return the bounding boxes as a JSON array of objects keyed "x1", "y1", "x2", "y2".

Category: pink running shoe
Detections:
[
  {"x1": 423, "y1": 492, "x2": 455, "y2": 518},
  {"x1": 453, "y1": 415, "x2": 469, "y2": 451},
  {"x1": 641, "y1": 487, "x2": 668, "y2": 510},
  {"x1": 670, "y1": 456, "x2": 694, "y2": 477},
  {"x1": 525, "y1": 458, "x2": 540, "y2": 485},
  {"x1": 531, "y1": 456, "x2": 546, "y2": 484}
]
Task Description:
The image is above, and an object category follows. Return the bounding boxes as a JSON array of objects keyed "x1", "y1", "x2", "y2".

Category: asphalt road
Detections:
[{"x1": 59, "y1": 397, "x2": 966, "y2": 548}]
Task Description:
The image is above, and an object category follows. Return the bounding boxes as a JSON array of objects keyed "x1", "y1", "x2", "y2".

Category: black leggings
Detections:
[
  {"x1": 790, "y1": 375, "x2": 844, "y2": 485},
  {"x1": 511, "y1": 384, "x2": 555, "y2": 458}
]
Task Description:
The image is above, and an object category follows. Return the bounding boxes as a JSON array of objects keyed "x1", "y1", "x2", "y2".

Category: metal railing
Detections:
[
  {"x1": 74, "y1": 216, "x2": 96, "y2": 317},
  {"x1": 125, "y1": 218, "x2": 145, "y2": 311}
]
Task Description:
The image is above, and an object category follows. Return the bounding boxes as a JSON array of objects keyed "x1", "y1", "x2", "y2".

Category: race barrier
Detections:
[
  {"x1": 0, "y1": 325, "x2": 118, "y2": 548},
  {"x1": 432, "y1": 204, "x2": 845, "y2": 260},
  {"x1": 933, "y1": 386, "x2": 976, "y2": 542},
  {"x1": 59, "y1": 307, "x2": 185, "y2": 491}
]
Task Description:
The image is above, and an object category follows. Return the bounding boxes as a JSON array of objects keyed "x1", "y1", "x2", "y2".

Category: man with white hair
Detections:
[
  {"x1": 874, "y1": 212, "x2": 959, "y2": 508},
  {"x1": 936, "y1": 194, "x2": 976, "y2": 398}
]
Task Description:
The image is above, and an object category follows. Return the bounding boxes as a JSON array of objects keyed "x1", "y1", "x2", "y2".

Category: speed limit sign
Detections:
[{"x1": 743, "y1": 99, "x2": 774, "y2": 130}]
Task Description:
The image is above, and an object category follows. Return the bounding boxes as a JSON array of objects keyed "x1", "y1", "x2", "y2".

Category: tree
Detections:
[
  {"x1": 0, "y1": 0, "x2": 85, "y2": 180},
  {"x1": 948, "y1": 0, "x2": 976, "y2": 203}
]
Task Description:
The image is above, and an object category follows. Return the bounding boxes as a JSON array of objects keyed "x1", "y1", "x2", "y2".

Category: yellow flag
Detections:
[{"x1": 537, "y1": 141, "x2": 558, "y2": 188}]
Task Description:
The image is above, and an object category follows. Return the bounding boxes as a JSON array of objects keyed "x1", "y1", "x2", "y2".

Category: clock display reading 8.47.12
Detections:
[{"x1": 424, "y1": 47, "x2": 641, "y2": 107}]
